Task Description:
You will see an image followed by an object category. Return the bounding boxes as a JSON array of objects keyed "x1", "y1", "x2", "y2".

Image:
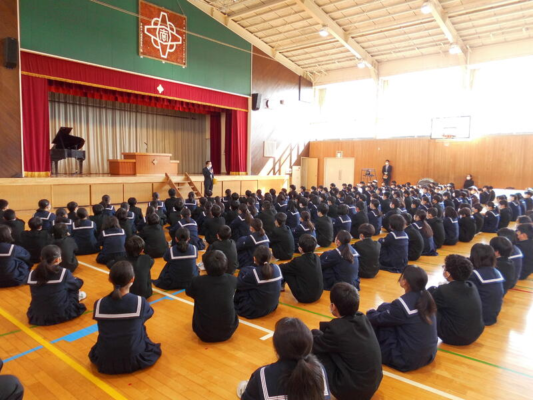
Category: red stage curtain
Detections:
[
  {"x1": 225, "y1": 110, "x2": 248, "y2": 174},
  {"x1": 210, "y1": 113, "x2": 222, "y2": 174},
  {"x1": 21, "y1": 75, "x2": 50, "y2": 177}
]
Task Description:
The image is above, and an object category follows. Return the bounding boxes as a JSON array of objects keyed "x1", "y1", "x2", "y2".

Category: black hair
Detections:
[
  {"x1": 202, "y1": 250, "x2": 227, "y2": 276},
  {"x1": 470, "y1": 243, "x2": 496, "y2": 269},
  {"x1": 473, "y1": 204, "x2": 483, "y2": 213},
  {"x1": 490, "y1": 236, "x2": 513, "y2": 258},
  {"x1": 175, "y1": 227, "x2": 190, "y2": 253},
  {"x1": 181, "y1": 207, "x2": 192, "y2": 223},
  {"x1": 330, "y1": 282, "x2": 359, "y2": 316},
  {"x1": 517, "y1": 223, "x2": 533, "y2": 240},
  {"x1": 517, "y1": 216, "x2": 532, "y2": 224},
  {"x1": 317, "y1": 203, "x2": 329, "y2": 216},
  {"x1": 300, "y1": 211, "x2": 314, "y2": 232},
  {"x1": 336, "y1": 230, "x2": 354, "y2": 263},
  {"x1": 66, "y1": 201, "x2": 78, "y2": 212},
  {"x1": 0, "y1": 199, "x2": 8, "y2": 209},
  {"x1": 415, "y1": 210, "x2": 433, "y2": 237},
  {"x1": 128, "y1": 197, "x2": 137, "y2": 206},
  {"x1": 298, "y1": 234, "x2": 317, "y2": 253},
  {"x1": 273, "y1": 318, "x2": 325, "y2": 400},
  {"x1": 109, "y1": 261, "x2": 135, "y2": 300},
  {"x1": 152, "y1": 192, "x2": 160, "y2": 202},
  {"x1": 101, "y1": 195, "x2": 111, "y2": 207},
  {"x1": 168, "y1": 188, "x2": 177, "y2": 197},
  {"x1": 262, "y1": 200, "x2": 272, "y2": 211},
  {"x1": 238, "y1": 203, "x2": 253, "y2": 225},
  {"x1": 3, "y1": 209, "x2": 15, "y2": 221},
  {"x1": 358, "y1": 223, "x2": 375, "y2": 238},
  {"x1": 147, "y1": 213, "x2": 160, "y2": 225},
  {"x1": 444, "y1": 254, "x2": 473, "y2": 281},
  {"x1": 275, "y1": 212, "x2": 287, "y2": 226},
  {"x1": 125, "y1": 235, "x2": 145, "y2": 257},
  {"x1": 120, "y1": 202, "x2": 129, "y2": 210},
  {"x1": 34, "y1": 245, "x2": 62, "y2": 286},
  {"x1": 37, "y1": 199, "x2": 50, "y2": 211},
  {"x1": 52, "y1": 223, "x2": 69, "y2": 239},
  {"x1": 218, "y1": 225, "x2": 231, "y2": 240},
  {"x1": 205, "y1": 160, "x2": 211, "y2": 165},
  {"x1": 29, "y1": 217, "x2": 43, "y2": 231},
  {"x1": 389, "y1": 214, "x2": 406, "y2": 231},
  {"x1": 115, "y1": 208, "x2": 128, "y2": 222},
  {"x1": 0, "y1": 225, "x2": 14, "y2": 244},
  {"x1": 103, "y1": 216, "x2": 120, "y2": 230},
  {"x1": 427, "y1": 207, "x2": 438, "y2": 218},
  {"x1": 444, "y1": 206, "x2": 458, "y2": 219},
  {"x1": 400, "y1": 265, "x2": 436, "y2": 324},
  {"x1": 254, "y1": 246, "x2": 273, "y2": 279},
  {"x1": 212, "y1": 204, "x2": 222, "y2": 218},
  {"x1": 188, "y1": 192, "x2": 196, "y2": 202},
  {"x1": 458, "y1": 208, "x2": 471, "y2": 218}
]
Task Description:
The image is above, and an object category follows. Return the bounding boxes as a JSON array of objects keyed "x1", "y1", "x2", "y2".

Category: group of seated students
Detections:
[{"x1": 0, "y1": 178, "x2": 532, "y2": 400}]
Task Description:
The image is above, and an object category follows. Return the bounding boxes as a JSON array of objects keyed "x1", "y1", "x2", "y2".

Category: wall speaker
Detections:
[
  {"x1": 3, "y1": 37, "x2": 18, "y2": 69},
  {"x1": 252, "y1": 93, "x2": 262, "y2": 111}
]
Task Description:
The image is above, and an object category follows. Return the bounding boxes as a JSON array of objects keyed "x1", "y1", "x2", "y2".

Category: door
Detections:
[
  {"x1": 324, "y1": 157, "x2": 355, "y2": 187},
  {"x1": 301, "y1": 157, "x2": 318, "y2": 188}
]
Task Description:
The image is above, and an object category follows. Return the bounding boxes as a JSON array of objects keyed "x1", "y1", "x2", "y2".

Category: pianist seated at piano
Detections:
[{"x1": 50, "y1": 127, "x2": 86, "y2": 175}]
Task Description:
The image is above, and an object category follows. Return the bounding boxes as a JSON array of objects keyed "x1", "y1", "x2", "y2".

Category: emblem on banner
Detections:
[{"x1": 139, "y1": 1, "x2": 187, "y2": 67}]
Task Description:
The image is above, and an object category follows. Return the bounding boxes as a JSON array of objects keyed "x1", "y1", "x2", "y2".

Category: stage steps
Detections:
[{"x1": 165, "y1": 173, "x2": 202, "y2": 199}]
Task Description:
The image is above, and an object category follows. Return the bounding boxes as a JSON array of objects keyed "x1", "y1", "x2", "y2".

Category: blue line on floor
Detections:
[{"x1": 4, "y1": 290, "x2": 186, "y2": 363}]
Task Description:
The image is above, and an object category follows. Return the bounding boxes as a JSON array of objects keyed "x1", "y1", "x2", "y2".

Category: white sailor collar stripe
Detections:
[
  {"x1": 95, "y1": 296, "x2": 142, "y2": 319},
  {"x1": 72, "y1": 221, "x2": 95, "y2": 230},
  {"x1": 102, "y1": 229, "x2": 125, "y2": 237},
  {"x1": 28, "y1": 268, "x2": 67, "y2": 285},
  {"x1": 253, "y1": 265, "x2": 283, "y2": 284},
  {"x1": 398, "y1": 296, "x2": 419, "y2": 315},
  {"x1": 0, "y1": 244, "x2": 14, "y2": 257},
  {"x1": 35, "y1": 211, "x2": 52, "y2": 220},
  {"x1": 250, "y1": 235, "x2": 269, "y2": 245},
  {"x1": 391, "y1": 232, "x2": 408, "y2": 239},
  {"x1": 170, "y1": 246, "x2": 197, "y2": 260},
  {"x1": 473, "y1": 269, "x2": 505, "y2": 284}
]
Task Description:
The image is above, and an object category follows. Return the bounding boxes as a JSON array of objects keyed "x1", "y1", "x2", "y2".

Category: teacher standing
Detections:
[
  {"x1": 202, "y1": 161, "x2": 214, "y2": 195},
  {"x1": 382, "y1": 160, "x2": 392, "y2": 186}
]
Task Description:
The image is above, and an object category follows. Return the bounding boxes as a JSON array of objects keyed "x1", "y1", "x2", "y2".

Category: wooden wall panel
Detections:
[
  {"x1": 0, "y1": 0, "x2": 22, "y2": 177},
  {"x1": 258, "y1": 179, "x2": 286, "y2": 193},
  {"x1": 0, "y1": 185, "x2": 52, "y2": 211},
  {"x1": 223, "y1": 181, "x2": 241, "y2": 195},
  {"x1": 241, "y1": 181, "x2": 258, "y2": 194},
  {"x1": 52, "y1": 184, "x2": 91, "y2": 207},
  {"x1": 124, "y1": 183, "x2": 153, "y2": 203},
  {"x1": 90, "y1": 184, "x2": 124, "y2": 206},
  {"x1": 211, "y1": 182, "x2": 223, "y2": 197},
  {"x1": 250, "y1": 47, "x2": 312, "y2": 175},
  {"x1": 310, "y1": 135, "x2": 533, "y2": 188}
]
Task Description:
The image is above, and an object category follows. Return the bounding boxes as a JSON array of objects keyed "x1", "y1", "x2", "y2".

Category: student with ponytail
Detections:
[
  {"x1": 154, "y1": 227, "x2": 198, "y2": 290},
  {"x1": 0, "y1": 225, "x2": 31, "y2": 287},
  {"x1": 89, "y1": 261, "x2": 161, "y2": 374},
  {"x1": 99, "y1": 194, "x2": 115, "y2": 217},
  {"x1": 169, "y1": 208, "x2": 205, "y2": 250},
  {"x1": 367, "y1": 265, "x2": 438, "y2": 372},
  {"x1": 292, "y1": 211, "x2": 316, "y2": 253},
  {"x1": 72, "y1": 207, "x2": 100, "y2": 255},
  {"x1": 27, "y1": 245, "x2": 86, "y2": 326},
  {"x1": 237, "y1": 218, "x2": 270, "y2": 269},
  {"x1": 413, "y1": 210, "x2": 438, "y2": 256},
  {"x1": 238, "y1": 317, "x2": 331, "y2": 400},
  {"x1": 230, "y1": 203, "x2": 253, "y2": 241},
  {"x1": 234, "y1": 246, "x2": 282, "y2": 319},
  {"x1": 379, "y1": 215, "x2": 409, "y2": 273},
  {"x1": 320, "y1": 230, "x2": 360, "y2": 290},
  {"x1": 96, "y1": 217, "x2": 126, "y2": 266}
]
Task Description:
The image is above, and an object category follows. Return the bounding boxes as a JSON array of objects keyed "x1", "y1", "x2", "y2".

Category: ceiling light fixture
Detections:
[
  {"x1": 421, "y1": 1, "x2": 432, "y2": 14},
  {"x1": 357, "y1": 61, "x2": 366, "y2": 69},
  {"x1": 319, "y1": 26, "x2": 329, "y2": 37},
  {"x1": 449, "y1": 44, "x2": 462, "y2": 55}
]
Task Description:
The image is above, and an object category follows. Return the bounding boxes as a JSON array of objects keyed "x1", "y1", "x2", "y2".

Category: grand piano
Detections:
[{"x1": 50, "y1": 127, "x2": 86, "y2": 176}]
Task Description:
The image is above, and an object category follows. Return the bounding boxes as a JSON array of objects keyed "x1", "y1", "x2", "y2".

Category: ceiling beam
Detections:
[
  {"x1": 426, "y1": 0, "x2": 468, "y2": 57},
  {"x1": 229, "y1": 0, "x2": 292, "y2": 20},
  {"x1": 186, "y1": 0, "x2": 306, "y2": 77},
  {"x1": 293, "y1": 0, "x2": 379, "y2": 79}
]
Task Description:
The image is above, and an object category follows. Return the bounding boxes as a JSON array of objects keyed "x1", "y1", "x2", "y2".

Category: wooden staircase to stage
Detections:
[{"x1": 165, "y1": 173, "x2": 202, "y2": 199}]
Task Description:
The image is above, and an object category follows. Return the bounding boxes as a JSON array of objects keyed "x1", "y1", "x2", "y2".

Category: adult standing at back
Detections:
[
  {"x1": 463, "y1": 174, "x2": 474, "y2": 189},
  {"x1": 203, "y1": 161, "x2": 214, "y2": 195},
  {"x1": 382, "y1": 160, "x2": 392, "y2": 186}
]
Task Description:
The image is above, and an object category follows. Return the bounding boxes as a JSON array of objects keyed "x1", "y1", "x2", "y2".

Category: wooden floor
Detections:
[{"x1": 1, "y1": 226, "x2": 532, "y2": 399}]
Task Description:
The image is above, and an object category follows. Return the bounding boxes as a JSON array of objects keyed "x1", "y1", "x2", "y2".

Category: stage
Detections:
[{"x1": 0, "y1": 174, "x2": 289, "y2": 222}]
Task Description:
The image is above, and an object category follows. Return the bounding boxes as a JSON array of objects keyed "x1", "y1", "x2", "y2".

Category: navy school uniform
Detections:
[
  {"x1": 453, "y1": 197, "x2": 462, "y2": 210},
  {"x1": 89, "y1": 293, "x2": 161, "y2": 374},
  {"x1": 53, "y1": 237, "x2": 79, "y2": 273},
  {"x1": 280, "y1": 253, "x2": 324, "y2": 303},
  {"x1": 269, "y1": 225, "x2": 294, "y2": 261},
  {"x1": 170, "y1": 219, "x2": 205, "y2": 250},
  {"x1": 320, "y1": 245, "x2": 360, "y2": 290},
  {"x1": 101, "y1": 205, "x2": 116, "y2": 217},
  {"x1": 292, "y1": 223, "x2": 316, "y2": 253},
  {"x1": 236, "y1": 232, "x2": 270, "y2": 269},
  {"x1": 468, "y1": 267, "x2": 505, "y2": 326},
  {"x1": 1, "y1": 219, "x2": 25, "y2": 246},
  {"x1": 382, "y1": 209, "x2": 400, "y2": 232},
  {"x1": 33, "y1": 210, "x2": 56, "y2": 232},
  {"x1": 347, "y1": 205, "x2": 357, "y2": 217},
  {"x1": 525, "y1": 197, "x2": 533, "y2": 211},
  {"x1": 203, "y1": 216, "x2": 226, "y2": 245},
  {"x1": 498, "y1": 208, "x2": 512, "y2": 229},
  {"x1": 333, "y1": 215, "x2": 352, "y2": 238},
  {"x1": 458, "y1": 217, "x2": 476, "y2": 242},
  {"x1": 353, "y1": 238, "x2": 381, "y2": 279},
  {"x1": 519, "y1": 199, "x2": 527, "y2": 216},
  {"x1": 27, "y1": 267, "x2": 86, "y2": 326},
  {"x1": 285, "y1": 210, "x2": 300, "y2": 230},
  {"x1": 184, "y1": 201, "x2": 197, "y2": 214},
  {"x1": 241, "y1": 359, "x2": 331, "y2": 400},
  {"x1": 443, "y1": 217, "x2": 459, "y2": 245},
  {"x1": 482, "y1": 210, "x2": 500, "y2": 233},
  {"x1": 89, "y1": 213, "x2": 105, "y2": 236},
  {"x1": 129, "y1": 206, "x2": 143, "y2": 231},
  {"x1": 509, "y1": 246, "x2": 523, "y2": 283},
  {"x1": 207, "y1": 239, "x2": 239, "y2": 275},
  {"x1": 96, "y1": 228, "x2": 126, "y2": 265},
  {"x1": 234, "y1": 263, "x2": 282, "y2": 319},
  {"x1": 428, "y1": 281, "x2": 484, "y2": 346},
  {"x1": 350, "y1": 211, "x2": 369, "y2": 238},
  {"x1": 413, "y1": 221, "x2": 438, "y2": 256},
  {"x1": 309, "y1": 203, "x2": 319, "y2": 222},
  {"x1": 114, "y1": 254, "x2": 154, "y2": 298},
  {"x1": 427, "y1": 217, "x2": 445, "y2": 249},
  {"x1": 139, "y1": 224, "x2": 168, "y2": 259},
  {"x1": 224, "y1": 209, "x2": 238, "y2": 226},
  {"x1": 367, "y1": 211, "x2": 382, "y2": 236},
  {"x1": 20, "y1": 230, "x2": 53, "y2": 265},
  {"x1": 119, "y1": 219, "x2": 133, "y2": 239},
  {"x1": 274, "y1": 201, "x2": 287, "y2": 213},
  {"x1": 230, "y1": 215, "x2": 251, "y2": 242},
  {"x1": 0, "y1": 243, "x2": 31, "y2": 287},
  {"x1": 0, "y1": 360, "x2": 24, "y2": 400},
  {"x1": 52, "y1": 218, "x2": 73, "y2": 235},
  {"x1": 473, "y1": 212, "x2": 484, "y2": 233},
  {"x1": 367, "y1": 291, "x2": 438, "y2": 372},
  {"x1": 379, "y1": 231, "x2": 409, "y2": 273},
  {"x1": 72, "y1": 220, "x2": 100, "y2": 255},
  {"x1": 496, "y1": 256, "x2": 516, "y2": 294},
  {"x1": 405, "y1": 225, "x2": 424, "y2": 261},
  {"x1": 257, "y1": 210, "x2": 276, "y2": 237},
  {"x1": 516, "y1": 239, "x2": 533, "y2": 280},
  {"x1": 154, "y1": 244, "x2": 198, "y2": 290},
  {"x1": 509, "y1": 201, "x2": 520, "y2": 221},
  {"x1": 315, "y1": 215, "x2": 334, "y2": 248}
]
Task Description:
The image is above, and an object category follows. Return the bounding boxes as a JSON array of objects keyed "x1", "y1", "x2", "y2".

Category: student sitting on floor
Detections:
[
  {"x1": 367, "y1": 265, "x2": 438, "y2": 372},
  {"x1": 234, "y1": 246, "x2": 282, "y2": 319},
  {"x1": 498, "y1": 228, "x2": 523, "y2": 283},
  {"x1": 472, "y1": 204, "x2": 485, "y2": 234},
  {"x1": 206, "y1": 225, "x2": 239, "y2": 275},
  {"x1": 292, "y1": 211, "x2": 316, "y2": 253},
  {"x1": 468, "y1": 244, "x2": 505, "y2": 326},
  {"x1": 0, "y1": 199, "x2": 8, "y2": 220},
  {"x1": 257, "y1": 201, "x2": 276, "y2": 238},
  {"x1": 66, "y1": 201, "x2": 78, "y2": 223},
  {"x1": 33, "y1": 199, "x2": 56, "y2": 232},
  {"x1": 138, "y1": 213, "x2": 168, "y2": 259},
  {"x1": 403, "y1": 213, "x2": 424, "y2": 262},
  {"x1": 498, "y1": 200, "x2": 512, "y2": 229},
  {"x1": 458, "y1": 208, "x2": 476, "y2": 243},
  {"x1": 427, "y1": 208, "x2": 445, "y2": 249},
  {"x1": 285, "y1": 200, "x2": 300, "y2": 230},
  {"x1": 127, "y1": 197, "x2": 144, "y2": 232},
  {"x1": 237, "y1": 317, "x2": 330, "y2": 400},
  {"x1": 316, "y1": 203, "x2": 334, "y2": 248},
  {"x1": 203, "y1": 204, "x2": 226, "y2": 245},
  {"x1": 279, "y1": 234, "x2": 323, "y2": 303},
  {"x1": 413, "y1": 210, "x2": 438, "y2": 256},
  {"x1": 27, "y1": 244, "x2": 86, "y2": 326},
  {"x1": 154, "y1": 228, "x2": 198, "y2": 290},
  {"x1": 368, "y1": 200, "x2": 383, "y2": 236},
  {"x1": 350, "y1": 201, "x2": 369, "y2": 239},
  {"x1": 0, "y1": 225, "x2": 31, "y2": 288},
  {"x1": 0, "y1": 358, "x2": 24, "y2": 400},
  {"x1": 490, "y1": 236, "x2": 516, "y2": 294},
  {"x1": 186, "y1": 250, "x2": 239, "y2": 342},
  {"x1": 1, "y1": 209, "x2": 25, "y2": 245},
  {"x1": 116, "y1": 208, "x2": 133, "y2": 239},
  {"x1": 20, "y1": 217, "x2": 53, "y2": 265},
  {"x1": 482, "y1": 202, "x2": 500, "y2": 233},
  {"x1": 353, "y1": 223, "x2": 381, "y2": 279},
  {"x1": 170, "y1": 208, "x2": 205, "y2": 251},
  {"x1": 53, "y1": 208, "x2": 73, "y2": 235},
  {"x1": 237, "y1": 218, "x2": 270, "y2": 268},
  {"x1": 89, "y1": 204, "x2": 105, "y2": 237},
  {"x1": 428, "y1": 255, "x2": 484, "y2": 346},
  {"x1": 382, "y1": 199, "x2": 401, "y2": 233},
  {"x1": 269, "y1": 213, "x2": 294, "y2": 261},
  {"x1": 230, "y1": 203, "x2": 253, "y2": 242},
  {"x1": 99, "y1": 194, "x2": 116, "y2": 217},
  {"x1": 379, "y1": 215, "x2": 409, "y2": 273},
  {"x1": 312, "y1": 282, "x2": 382, "y2": 400},
  {"x1": 96, "y1": 217, "x2": 126, "y2": 266},
  {"x1": 89, "y1": 261, "x2": 161, "y2": 375},
  {"x1": 333, "y1": 204, "x2": 352, "y2": 238},
  {"x1": 72, "y1": 208, "x2": 99, "y2": 255},
  {"x1": 52, "y1": 223, "x2": 78, "y2": 273},
  {"x1": 320, "y1": 230, "x2": 360, "y2": 290},
  {"x1": 516, "y1": 223, "x2": 533, "y2": 280},
  {"x1": 111, "y1": 236, "x2": 154, "y2": 299},
  {"x1": 443, "y1": 206, "x2": 459, "y2": 246}
]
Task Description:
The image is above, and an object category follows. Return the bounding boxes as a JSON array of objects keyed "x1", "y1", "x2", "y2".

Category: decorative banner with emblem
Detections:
[{"x1": 139, "y1": 0, "x2": 187, "y2": 67}]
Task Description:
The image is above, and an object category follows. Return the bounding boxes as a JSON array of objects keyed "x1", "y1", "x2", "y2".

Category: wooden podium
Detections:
[{"x1": 109, "y1": 153, "x2": 179, "y2": 176}]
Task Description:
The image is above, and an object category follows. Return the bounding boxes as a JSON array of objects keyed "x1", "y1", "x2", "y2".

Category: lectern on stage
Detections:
[{"x1": 109, "y1": 153, "x2": 179, "y2": 176}]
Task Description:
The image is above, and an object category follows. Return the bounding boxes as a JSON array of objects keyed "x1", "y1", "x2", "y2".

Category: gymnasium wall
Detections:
[
  {"x1": 19, "y1": 0, "x2": 252, "y2": 96},
  {"x1": 0, "y1": 0, "x2": 22, "y2": 178},
  {"x1": 250, "y1": 47, "x2": 313, "y2": 175},
  {"x1": 309, "y1": 135, "x2": 533, "y2": 189}
]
